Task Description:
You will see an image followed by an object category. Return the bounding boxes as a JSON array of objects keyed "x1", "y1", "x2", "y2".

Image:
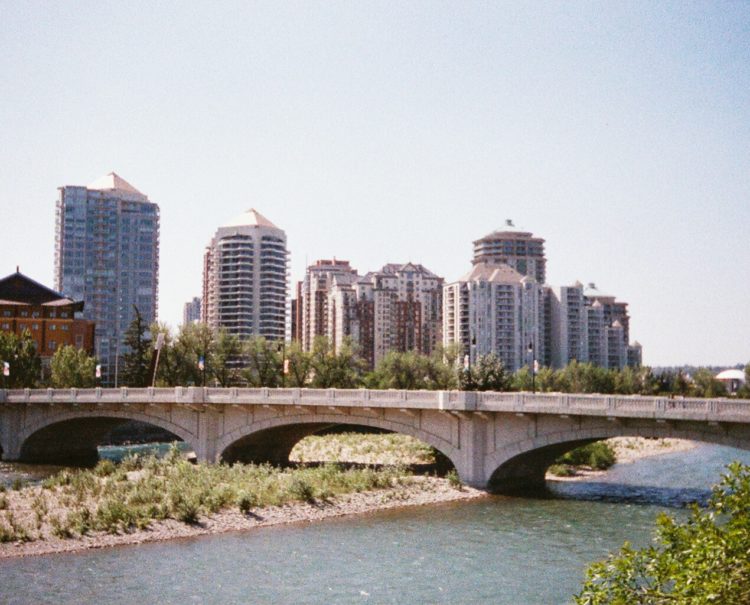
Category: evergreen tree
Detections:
[{"x1": 121, "y1": 306, "x2": 152, "y2": 387}]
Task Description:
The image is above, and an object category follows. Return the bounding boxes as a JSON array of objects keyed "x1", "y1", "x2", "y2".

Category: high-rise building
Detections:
[
  {"x1": 547, "y1": 281, "x2": 635, "y2": 370},
  {"x1": 183, "y1": 297, "x2": 202, "y2": 325},
  {"x1": 202, "y1": 209, "x2": 288, "y2": 340},
  {"x1": 299, "y1": 261, "x2": 443, "y2": 368},
  {"x1": 548, "y1": 282, "x2": 589, "y2": 367},
  {"x1": 444, "y1": 263, "x2": 544, "y2": 372},
  {"x1": 351, "y1": 263, "x2": 443, "y2": 366},
  {"x1": 54, "y1": 173, "x2": 159, "y2": 386},
  {"x1": 472, "y1": 220, "x2": 547, "y2": 284},
  {"x1": 299, "y1": 259, "x2": 358, "y2": 351}
]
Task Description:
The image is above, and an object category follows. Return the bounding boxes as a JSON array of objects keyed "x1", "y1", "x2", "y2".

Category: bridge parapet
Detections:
[{"x1": 1, "y1": 388, "x2": 749, "y2": 422}]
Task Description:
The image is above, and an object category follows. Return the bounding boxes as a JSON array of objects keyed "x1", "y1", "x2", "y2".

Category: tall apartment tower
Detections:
[
  {"x1": 183, "y1": 297, "x2": 202, "y2": 325},
  {"x1": 299, "y1": 259, "x2": 358, "y2": 351},
  {"x1": 299, "y1": 261, "x2": 443, "y2": 368},
  {"x1": 443, "y1": 263, "x2": 544, "y2": 372},
  {"x1": 547, "y1": 281, "x2": 634, "y2": 370},
  {"x1": 352, "y1": 263, "x2": 443, "y2": 366},
  {"x1": 202, "y1": 209, "x2": 288, "y2": 340},
  {"x1": 472, "y1": 220, "x2": 547, "y2": 284},
  {"x1": 54, "y1": 173, "x2": 159, "y2": 386}
]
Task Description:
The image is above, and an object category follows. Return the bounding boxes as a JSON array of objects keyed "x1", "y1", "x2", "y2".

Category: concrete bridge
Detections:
[{"x1": 1, "y1": 387, "x2": 749, "y2": 490}]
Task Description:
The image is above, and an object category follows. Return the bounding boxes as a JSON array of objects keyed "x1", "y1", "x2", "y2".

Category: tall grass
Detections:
[{"x1": 21, "y1": 447, "x2": 413, "y2": 537}]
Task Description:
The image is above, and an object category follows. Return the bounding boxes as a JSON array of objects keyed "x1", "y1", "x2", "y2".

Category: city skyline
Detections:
[{"x1": 1, "y1": 3, "x2": 748, "y2": 366}]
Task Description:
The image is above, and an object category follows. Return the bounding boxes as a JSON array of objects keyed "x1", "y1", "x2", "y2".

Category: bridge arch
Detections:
[
  {"x1": 217, "y1": 412, "x2": 461, "y2": 472},
  {"x1": 486, "y1": 422, "x2": 750, "y2": 491},
  {"x1": 17, "y1": 410, "x2": 197, "y2": 465}
]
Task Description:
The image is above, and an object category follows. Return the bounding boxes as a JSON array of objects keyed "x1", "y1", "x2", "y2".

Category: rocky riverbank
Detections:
[{"x1": 0, "y1": 475, "x2": 483, "y2": 559}]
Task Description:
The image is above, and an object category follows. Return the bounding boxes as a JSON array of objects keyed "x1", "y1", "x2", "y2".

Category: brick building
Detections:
[{"x1": 0, "y1": 271, "x2": 95, "y2": 360}]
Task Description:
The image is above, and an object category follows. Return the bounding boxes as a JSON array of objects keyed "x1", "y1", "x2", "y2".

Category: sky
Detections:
[{"x1": 0, "y1": 1, "x2": 748, "y2": 367}]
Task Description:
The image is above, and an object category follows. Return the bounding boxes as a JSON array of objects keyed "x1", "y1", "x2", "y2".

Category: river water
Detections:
[{"x1": 2, "y1": 444, "x2": 749, "y2": 605}]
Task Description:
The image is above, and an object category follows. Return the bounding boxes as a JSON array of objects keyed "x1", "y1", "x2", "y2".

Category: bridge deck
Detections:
[{"x1": 2, "y1": 388, "x2": 749, "y2": 424}]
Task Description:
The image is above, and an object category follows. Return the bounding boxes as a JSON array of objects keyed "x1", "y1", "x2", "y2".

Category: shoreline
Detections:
[
  {"x1": 547, "y1": 437, "x2": 698, "y2": 482},
  {"x1": 0, "y1": 437, "x2": 697, "y2": 559},
  {"x1": 0, "y1": 476, "x2": 485, "y2": 560}
]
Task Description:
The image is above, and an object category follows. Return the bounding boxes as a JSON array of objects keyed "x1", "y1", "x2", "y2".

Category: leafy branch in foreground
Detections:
[{"x1": 575, "y1": 462, "x2": 750, "y2": 605}]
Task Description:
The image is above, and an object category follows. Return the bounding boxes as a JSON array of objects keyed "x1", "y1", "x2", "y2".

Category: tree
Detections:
[
  {"x1": 310, "y1": 336, "x2": 364, "y2": 388},
  {"x1": 50, "y1": 345, "x2": 97, "y2": 388},
  {"x1": 243, "y1": 336, "x2": 282, "y2": 387},
  {"x1": 285, "y1": 341, "x2": 311, "y2": 387},
  {"x1": 460, "y1": 353, "x2": 511, "y2": 392},
  {"x1": 576, "y1": 462, "x2": 750, "y2": 604},
  {"x1": 210, "y1": 329, "x2": 242, "y2": 387},
  {"x1": 370, "y1": 351, "x2": 429, "y2": 390},
  {"x1": 692, "y1": 368, "x2": 727, "y2": 398},
  {"x1": 121, "y1": 306, "x2": 152, "y2": 387},
  {"x1": 0, "y1": 330, "x2": 41, "y2": 388}
]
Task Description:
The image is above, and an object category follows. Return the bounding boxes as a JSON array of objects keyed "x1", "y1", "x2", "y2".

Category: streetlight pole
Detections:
[{"x1": 528, "y1": 341, "x2": 536, "y2": 393}]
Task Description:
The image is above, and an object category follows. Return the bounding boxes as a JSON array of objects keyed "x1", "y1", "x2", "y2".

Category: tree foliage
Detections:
[
  {"x1": 0, "y1": 330, "x2": 41, "y2": 388},
  {"x1": 460, "y1": 353, "x2": 511, "y2": 392},
  {"x1": 576, "y1": 462, "x2": 750, "y2": 604},
  {"x1": 121, "y1": 306, "x2": 152, "y2": 387},
  {"x1": 50, "y1": 345, "x2": 97, "y2": 388}
]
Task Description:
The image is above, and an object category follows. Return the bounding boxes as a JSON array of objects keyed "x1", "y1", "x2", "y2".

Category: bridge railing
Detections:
[{"x1": 1, "y1": 388, "x2": 749, "y2": 422}]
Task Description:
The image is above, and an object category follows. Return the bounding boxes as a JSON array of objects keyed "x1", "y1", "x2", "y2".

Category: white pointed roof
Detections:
[
  {"x1": 88, "y1": 172, "x2": 145, "y2": 197},
  {"x1": 223, "y1": 208, "x2": 279, "y2": 229}
]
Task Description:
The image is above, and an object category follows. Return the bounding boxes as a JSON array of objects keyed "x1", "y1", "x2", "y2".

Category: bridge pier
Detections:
[{"x1": 453, "y1": 414, "x2": 489, "y2": 489}]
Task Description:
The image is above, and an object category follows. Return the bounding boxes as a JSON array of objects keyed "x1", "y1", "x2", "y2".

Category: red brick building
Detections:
[{"x1": 0, "y1": 271, "x2": 95, "y2": 360}]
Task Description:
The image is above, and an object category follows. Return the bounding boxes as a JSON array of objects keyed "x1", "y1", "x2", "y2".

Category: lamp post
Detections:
[{"x1": 528, "y1": 341, "x2": 536, "y2": 393}]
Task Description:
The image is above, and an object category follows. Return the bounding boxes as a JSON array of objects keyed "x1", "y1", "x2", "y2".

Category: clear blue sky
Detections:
[{"x1": 1, "y1": 1, "x2": 748, "y2": 366}]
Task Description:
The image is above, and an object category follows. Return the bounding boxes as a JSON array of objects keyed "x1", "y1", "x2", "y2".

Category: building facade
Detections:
[
  {"x1": 472, "y1": 220, "x2": 547, "y2": 284},
  {"x1": 449, "y1": 224, "x2": 642, "y2": 373},
  {"x1": 183, "y1": 297, "x2": 202, "y2": 325},
  {"x1": 443, "y1": 263, "x2": 544, "y2": 372},
  {"x1": 202, "y1": 209, "x2": 288, "y2": 341},
  {"x1": 54, "y1": 173, "x2": 159, "y2": 386},
  {"x1": 298, "y1": 261, "x2": 443, "y2": 368},
  {"x1": 0, "y1": 271, "x2": 95, "y2": 362},
  {"x1": 547, "y1": 281, "x2": 636, "y2": 370},
  {"x1": 299, "y1": 259, "x2": 358, "y2": 351}
]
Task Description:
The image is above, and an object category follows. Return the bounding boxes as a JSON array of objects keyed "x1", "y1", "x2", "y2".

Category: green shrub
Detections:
[
  {"x1": 288, "y1": 478, "x2": 316, "y2": 502},
  {"x1": 446, "y1": 469, "x2": 463, "y2": 490},
  {"x1": 237, "y1": 491, "x2": 258, "y2": 514},
  {"x1": 557, "y1": 441, "x2": 616, "y2": 470},
  {"x1": 94, "y1": 459, "x2": 116, "y2": 477},
  {"x1": 548, "y1": 464, "x2": 576, "y2": 477},
  {"x1": 96, "y1": 498, "x2": 136, "y2": 533}
]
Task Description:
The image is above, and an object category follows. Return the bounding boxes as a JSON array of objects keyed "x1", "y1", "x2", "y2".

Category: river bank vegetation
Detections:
[
  {"x1": 3, "y1": 325, "x2": 748, "y2": 399},
  {"x1": 576, "y1": 462, "x2": 750, "y2": 604},
  {"x1": 0, "y1": 444, "x2": 462, "y2": 549}
]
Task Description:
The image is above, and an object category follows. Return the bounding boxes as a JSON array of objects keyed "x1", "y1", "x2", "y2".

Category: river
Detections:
[{"x1": 2, "y1": 443, "x2": 749, "y2": 604}]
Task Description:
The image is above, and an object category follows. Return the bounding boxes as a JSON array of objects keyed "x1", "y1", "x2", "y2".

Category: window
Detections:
[
  {"x1": 50, "y1": 324, "x2": 56, "y2": 331},
  {"x1": 20, "y1": 310, "x2": 28, "y2": 317},
  {"x1": 48, "y1": 340, "x2": 56, "y2": 350},
  {"x1": 32, "y1": 324, "x2": 39, "y2": 330},
  {"x1": 32, "y1": 311, "x2": 40, "y2": 318},
  {"x1": 2, "y1": 310, "x2": 10, "y2": 317},
  {"x1": 1, "y1": 323, "x2": 9, "y2": 330},
  {"x1": 61, "y1": 325, "x2": 69, "y2": 331}
]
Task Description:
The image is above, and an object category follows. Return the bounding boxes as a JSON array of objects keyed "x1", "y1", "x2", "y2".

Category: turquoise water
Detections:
[{"x1": 1, "y1": 444, "x2": 749, "y2": 604}]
